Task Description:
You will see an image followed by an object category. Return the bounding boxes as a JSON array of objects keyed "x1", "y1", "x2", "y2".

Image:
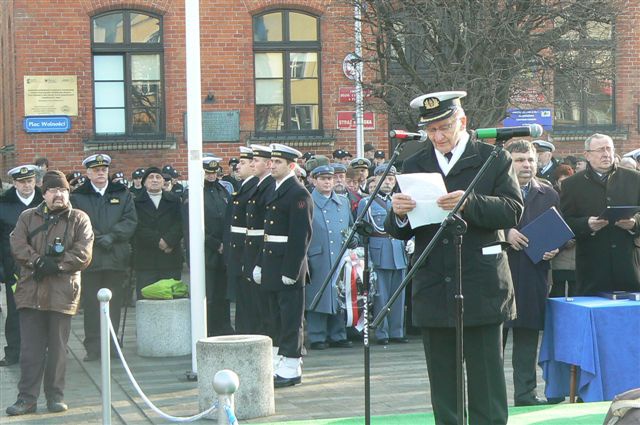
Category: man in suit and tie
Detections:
[
  {"x1": 503, "y1": 140, "x2": 559, "y2": 406},
  {"x1": 253, "y1": 144, "x2": 313, "y2": 388},
  {"x1": 385, "y1": 91, "x2": 523, "y2": 424}
]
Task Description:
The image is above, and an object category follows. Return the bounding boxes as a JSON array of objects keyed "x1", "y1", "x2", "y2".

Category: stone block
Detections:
[
  {"x1": 197, "y1": 335, "x2": 274, "y2": 420},
  {"x1": 136, "y1": 299, "x2": 191, "y2": 357}
]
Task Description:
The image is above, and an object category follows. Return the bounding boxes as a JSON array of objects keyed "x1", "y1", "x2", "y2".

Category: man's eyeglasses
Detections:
[
  {"x1": 587, "y1": 146, "x2": 614, "y2": 154},
  {"x1": 424, "y1": 118, "x2": 458, "y2": 136}
]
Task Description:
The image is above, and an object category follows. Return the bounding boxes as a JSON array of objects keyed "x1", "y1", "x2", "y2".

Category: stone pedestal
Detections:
[
  {"x1": 197, "y1": 335, "x2": 274, "y2": 420},
  {"x1": 136, "y1": 299, "x2": 191, "y2": 357}
]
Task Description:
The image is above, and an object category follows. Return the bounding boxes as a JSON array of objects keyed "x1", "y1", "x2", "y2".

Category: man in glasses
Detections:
[
  {"x1": 560, "y1": 133, "x2": 640, "y2": 295},
  {"x1": 385, "y1": 91, "x2": 523, "y2": 424},
  {"x1": 7, "y1": 171, "x2": 93, "y2": 415}
]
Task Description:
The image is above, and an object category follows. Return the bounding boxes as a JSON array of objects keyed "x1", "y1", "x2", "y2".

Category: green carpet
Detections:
[{"x1": 258, "y1": 402, "x2": 610, "y2": 424}]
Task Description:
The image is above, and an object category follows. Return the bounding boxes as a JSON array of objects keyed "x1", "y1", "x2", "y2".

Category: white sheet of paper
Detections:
[{"x1": 396, "y1": 173, "x2": 449, "y2": 228}]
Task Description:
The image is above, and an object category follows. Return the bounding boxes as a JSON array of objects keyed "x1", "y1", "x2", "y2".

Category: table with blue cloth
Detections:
[{"x1": 539, "y1": 297, "x2": 640, "y2": 402}]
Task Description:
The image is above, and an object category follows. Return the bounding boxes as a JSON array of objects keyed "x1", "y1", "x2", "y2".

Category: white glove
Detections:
[
  {"x1": 282, "y1": 275, "x2": 296, "y2": 285},
  {"x1": 253, "y1": 266, "x2": 262, "y2": 284},
  {"x1": 406, "y1": 239, "x2": 415, "y2": 255}
]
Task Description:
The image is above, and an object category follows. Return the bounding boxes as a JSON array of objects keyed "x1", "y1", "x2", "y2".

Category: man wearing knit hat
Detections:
[
  {"x1": 71, "y1": 154, "x2": 137, "y2": 362},
  {"x1": 0, "y1": 165, "x2": 43, "y2": 367},
  {"x1": 7, "y1": 170, "x2": 93, "y2": 415}
]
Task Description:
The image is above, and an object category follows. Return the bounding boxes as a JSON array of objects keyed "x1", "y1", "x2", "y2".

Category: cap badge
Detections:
[
  {"x1": 20, "y1": 167, "x2": 28, "y2": 174},
  {"x1": 423, "y1": 97, "x2": 440, "y2": 110}
]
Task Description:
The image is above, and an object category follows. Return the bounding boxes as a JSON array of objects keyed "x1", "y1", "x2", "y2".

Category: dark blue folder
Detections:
[
  {"x1": 598, "y1": 206, "x2": 640, "y2": 222},
  {"x1": 520, "y1": 206, "x2": 575, "y2": 264}
]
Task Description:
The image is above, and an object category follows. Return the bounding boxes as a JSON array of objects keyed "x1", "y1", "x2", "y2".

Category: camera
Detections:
[{"x1": 46, "y1": 237, "x2": 65, "y2": 257}]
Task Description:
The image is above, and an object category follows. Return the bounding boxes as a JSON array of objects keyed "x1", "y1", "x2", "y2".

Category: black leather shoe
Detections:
[
  {"x1": 274, "y1": 375, "x2": 302, "y2": 388},
  {"x1": 47, "y1": 400, "x2": 68, "y2": 413},
  {"x1": 514, "y1": 395, "x2": 547, "y2": 406},
  {"x1": 6, "y1": 399, "x2": 37, "y2": 416},
  {"x1": 83, "y1": 352, "x2": 100, "y2": 362},
  {"x1": 389, "y1": 337, "x2": 409, "y2": 344},
  {"x1": 546, "y1": 397, "x2": 565, "y2": 405},
  {"x1": 376, "y1": 338, "x2": 389, "y2": 345},
  {"x1": 328, "y1": 339, "x2": 353, "y2": 348},
  {"x1": 0, "y1": 357, "x2": 19, "y2": 367},
  {"x1": 309, "y1": 341, "x2": 328, "y2": 350}
]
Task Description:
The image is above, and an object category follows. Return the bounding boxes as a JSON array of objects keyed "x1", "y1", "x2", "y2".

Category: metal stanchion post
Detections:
[
  {"x1": 212, "y1": 369, "x2": 239, "y2": 424},
  {"x1": 98, "y1": 288, "x2": 113, "y2": 425}
]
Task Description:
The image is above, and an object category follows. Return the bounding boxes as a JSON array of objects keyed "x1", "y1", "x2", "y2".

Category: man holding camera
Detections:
[{"x1": 6, "y1": 170, "x2": 93, "y2": 415}]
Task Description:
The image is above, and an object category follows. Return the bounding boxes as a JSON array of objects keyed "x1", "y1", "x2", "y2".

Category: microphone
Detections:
[
  {"x1": 389, "y1": 129, "x2": 428, "y2": 142},
  {"x1": 475, "y1": 124, "x2": 543, "y2": 140}
]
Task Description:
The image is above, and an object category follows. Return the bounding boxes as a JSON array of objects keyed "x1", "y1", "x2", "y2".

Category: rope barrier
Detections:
[{"x1": 106, "y1": 319, "x2": 238, "y2": 424}]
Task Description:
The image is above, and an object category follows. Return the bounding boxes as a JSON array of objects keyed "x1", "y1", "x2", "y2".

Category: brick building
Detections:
[
  {"x1": 1, "y1": 1, "x2": 639, "y2": 178},
  {"x1": 0, "y1": 0, "x2": 389, "y2": 178}
]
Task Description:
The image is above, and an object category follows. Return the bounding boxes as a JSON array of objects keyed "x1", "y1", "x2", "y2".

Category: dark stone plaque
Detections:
[{"x1": 184, "y1": 110, "x2": 240, "y2": 142}]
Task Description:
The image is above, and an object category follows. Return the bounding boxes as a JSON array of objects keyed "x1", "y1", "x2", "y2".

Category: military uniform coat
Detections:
[
  {"x1": 306, "y1": 189, "x2": 353, "y2": 313},
  {"x1": 242, "y1": 175, "x2": 275, "y2": 281},
  {"x1": 70, "y1": 180, "x2": 137, "y2": 271},
  {"x1": 358, "y1": 194, "x2": 407, "y2": 270},
  {"x1": 505, "y1": 179, "x2": 559, "y2": 330},
  {"x1": 536, "y1": 158, "x2": 559, "y2": 186},
  {"x1": 385, "y1": 138, "x2": 523, "y2": 327},
  {"x1": 560, "y1": 164, "x2": 640, "y2": 295},
  {"x1": 256, "y1": 175, "x2": 313, "y2": 291},
  {"x1": 132, "y1": 190, "x2": 183, "y2": 271},
  {"x1": 225, "y1": 176, "x2": 258, "y2": 279},
  {"x1": 0, "y1": 187, "x2": 43, "y2": 283}
]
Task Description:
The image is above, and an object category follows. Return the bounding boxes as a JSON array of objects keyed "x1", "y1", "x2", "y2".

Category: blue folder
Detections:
[
  {"x1": 598, "y1": 206, "x2": 640, "y2": 222},
  {"x1": 520, "y1": 206, "x2": 575, "y2": 264}
]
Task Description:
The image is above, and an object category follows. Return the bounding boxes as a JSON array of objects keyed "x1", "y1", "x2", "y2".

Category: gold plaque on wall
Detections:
[{"x1": 24, "y1": 75, "x2": 78, "y2": 116}]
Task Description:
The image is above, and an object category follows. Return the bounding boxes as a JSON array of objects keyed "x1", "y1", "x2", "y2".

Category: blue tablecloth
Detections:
[{"x1": 539, "y1": 297, "x2": 640, "y2": 402}]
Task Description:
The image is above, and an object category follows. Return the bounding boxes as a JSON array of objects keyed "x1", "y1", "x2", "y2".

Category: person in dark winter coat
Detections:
[
  {"x1": 385, "y1": 91, "x2": 523, "y2": 425},
  {"x1": 70, "y1": 154, "x2": 137, "y2": 361},
  {"x1": 132, "y1": 167, "x2": 184, "y2": 297},
  {"x1": 503, "y1": 140, "x2": 560, "y2": 406},
  {"x1": 560, "y1": 133, "x2": 640, "y2": 295},
  {"x1": 7, "y1": 170, "x2": 93, "y2": 416},
  {"x1": 0, "y1": 165, "x2": 43, "y2": 366}
]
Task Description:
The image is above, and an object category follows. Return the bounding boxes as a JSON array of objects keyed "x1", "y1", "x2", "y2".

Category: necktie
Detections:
[
  {"x1": 521, "y1": 187, "x2": 528, "y2": 200},
  {"x1": 444, "y1": 152, "x2": 453, "y2": 162}
]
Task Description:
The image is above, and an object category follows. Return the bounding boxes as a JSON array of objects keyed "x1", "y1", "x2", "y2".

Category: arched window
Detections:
[
  {"x1": 253, "y1": 11, "x2": 321, "y2": 134},
  {"x1": 91, "y1": 11, "x2": 164, "y2": 138}
]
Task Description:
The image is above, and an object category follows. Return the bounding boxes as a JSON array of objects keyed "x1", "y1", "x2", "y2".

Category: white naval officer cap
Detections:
[
  {"x1": 410, "y1": 91, "x2": 467, "y2": 126},
  {"x1": 82, "y1": 153, "x2": 112, "y2": 168},
  {"x1": 239, "y1": 146, "x2": 254, "y2": 159},
  {"x1": 251, "y1": 144, "x2": 272, "y2": 158},
  {"x1": 270, "y1": 143, "x2": 302, "y2": 161},
  {"x1": 8, "y1": 164, "x2": 38, "y2": 180},
  {"x1": 532, "y1": 140, "x2": 555, "y2": 153}
]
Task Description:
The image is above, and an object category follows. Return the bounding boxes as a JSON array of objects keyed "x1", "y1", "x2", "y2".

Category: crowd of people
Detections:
[{"x1": 1, "y1": 91, "x2": 639, "y2": 422}]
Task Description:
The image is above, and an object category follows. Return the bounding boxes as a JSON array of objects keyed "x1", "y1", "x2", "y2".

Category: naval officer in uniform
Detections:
[{"x1": 253, "y1": 144, "x2": 313, "y2": 388}]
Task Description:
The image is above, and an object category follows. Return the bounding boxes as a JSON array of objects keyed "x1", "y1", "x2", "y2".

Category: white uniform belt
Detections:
[
  {"x1": 247, "y1": 229, "x2": 265, "y2": 237},
  {"x1": 264, "y1": 234, "x2": 288, "y2": 243},
  {"x1": 230, "y1": 226, "x2": 247, "y2": 234}
]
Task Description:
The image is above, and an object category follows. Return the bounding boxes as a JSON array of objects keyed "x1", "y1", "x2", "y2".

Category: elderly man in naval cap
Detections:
[{"x1": 385, "y1": 91, "x2": 523, "y2": 424}]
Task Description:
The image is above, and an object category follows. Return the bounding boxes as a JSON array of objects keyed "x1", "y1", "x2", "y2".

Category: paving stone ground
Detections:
[{"x1": 0, "y1": 290, "x2": 543, "y2": 424}]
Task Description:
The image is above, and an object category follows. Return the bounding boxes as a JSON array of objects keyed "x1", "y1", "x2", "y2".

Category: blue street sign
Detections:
[
  {"x1": 503, "y1": 108, "x2": 553, "y2": 130},
  {"x1": 23, "y1": 116, "x2": 71, "y2": 133}
]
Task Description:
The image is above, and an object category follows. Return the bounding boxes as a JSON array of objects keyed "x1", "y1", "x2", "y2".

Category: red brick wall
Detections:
[{"x1": 6, "y1": 0, "x2": 390, "y2": 178}]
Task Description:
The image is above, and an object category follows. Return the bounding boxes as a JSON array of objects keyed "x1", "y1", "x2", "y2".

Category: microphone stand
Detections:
[
  {"x1": 309, "y1": 140, "x2": 406, "y2": 425},
  {"x1": 371, "y1": 134, "x2": 511, "y2": 425}
]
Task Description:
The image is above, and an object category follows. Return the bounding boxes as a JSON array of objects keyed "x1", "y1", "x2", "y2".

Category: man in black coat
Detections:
[
  {"x1": 225, "y1": 147, "x2": 258, "y2": 334},
  {"x1": 242, "y1": 145, "x2": 275, "y2": 336},
  {"x1": 253, "y1": 143, "x2": 312, "y2": 388},
  {"x1": 0, "y1": 165, "x2": 43, "y2": 366},
  {"x1": 386, "y1": 91, "x2": 523, "y2": 425},
  {"x1": 533, "y1": 140, "x2": 559, "y2": 186},
  {"x1": 70, "y1": 154, "x2": 137, "y2": 361},
  {"x1": 132, "y1": 167, "x2": 184, "y2": 297},
  {"x1": 503, "y1": 140, "x2": 560, "y2": 406},
  {"x1": 560, "y1": 133, "x2": 640, "y2": 295},
  {"x1": 182, "y1": 158, "x2": 233, "y2": 336}
]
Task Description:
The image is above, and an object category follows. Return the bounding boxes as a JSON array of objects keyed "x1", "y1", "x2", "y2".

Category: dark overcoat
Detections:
[
  {"x1": 256, "y1": 175, "x2": 313, "y2": 291},
  {"x1": 559, "y1": 164, "x2": 640, "y2": 295},
  {"x1": 70, "y1": 180, "x2": 137, "y2": 271},
  {"x1": 225, "y1": 176, "x2": 258, "y2": 279},
  {"x1": 242, "y1": 175, "x2": 275, "y2": 281},
  {"x1": 132, "y1": 190, "x2": 183, "y2": 271},
  {"x1": 505, "y1": 179, "x2": 559, "y2": 330},
  {"x1": 0, "y1": 186, "x2": 43, "y2": 283},
  {"x1": 385, "y1": 137, "x2": 523, "y2": 327}
]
